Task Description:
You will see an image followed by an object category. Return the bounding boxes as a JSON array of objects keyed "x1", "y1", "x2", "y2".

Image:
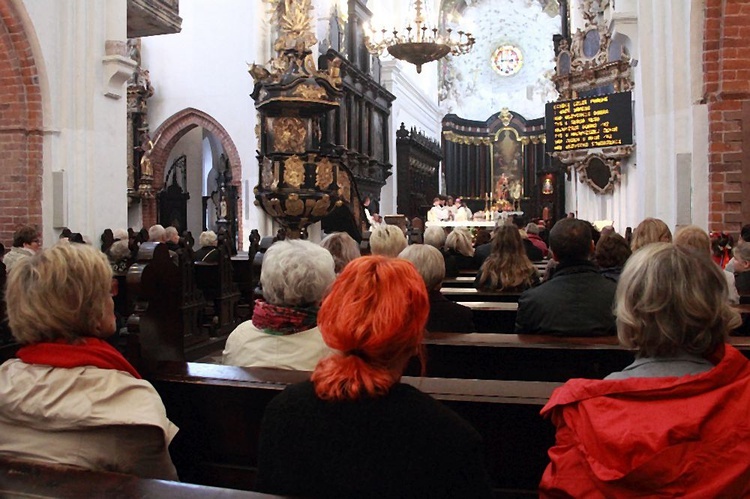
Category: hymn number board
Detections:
[{"x1": 545, "y1": 91, "x2": 633, "y2": 153}]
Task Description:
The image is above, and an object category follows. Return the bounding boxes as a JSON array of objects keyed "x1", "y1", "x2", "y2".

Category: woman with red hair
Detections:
[{"x1": 255, "y1": 256, "x2": 493, "y2": 498}]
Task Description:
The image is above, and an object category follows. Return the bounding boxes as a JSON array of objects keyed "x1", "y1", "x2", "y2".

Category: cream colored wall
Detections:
[{"x1": 19, "y1": 0, "x2": 131, "y2": 244}]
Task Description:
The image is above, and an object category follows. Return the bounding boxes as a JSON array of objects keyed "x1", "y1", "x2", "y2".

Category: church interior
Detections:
[{"x1": 2, "y1": 0, "x2": 750, "y2": 497}]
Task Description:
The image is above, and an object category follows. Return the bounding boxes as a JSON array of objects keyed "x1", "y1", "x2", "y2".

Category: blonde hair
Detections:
[
  {"x1": 631, "y1": 217, "x2": 672, "y2": 252},
  {"x1": 674, "y1": 225, "x2": 711, "y2": 256},
  {"x1": 7, "y1": 242, "x2": 113, "y2": 344},
  {"x1": 616, "y1": 243, "x2": 741, "y2": 358},
  {"x1": 399, "y1": 244, "x2": 445, "y2": 290},
  {"x1": 369, "y1": 225, "x2": 407, "y2": 258},
  {"x1": 445, "y1": 228, "x2": 474, "y2": 257}
]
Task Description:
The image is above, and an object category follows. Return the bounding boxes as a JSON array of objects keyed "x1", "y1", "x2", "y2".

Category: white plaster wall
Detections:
[
  {"x1": 141, "y1": 0, "x2": 264, "y2": 247},
  {"x1": 565, "y1": 0, "x2": 707, "y2": 234},
  {"x1": 20, "y1": 0, "x2": 130, "y2": 244},
  {"x1": 380, "y1": 61, "x2": 442, "y2": 216}
]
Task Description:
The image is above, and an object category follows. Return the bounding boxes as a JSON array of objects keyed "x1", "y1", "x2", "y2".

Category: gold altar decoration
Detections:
[
  {"x1": 364, "y1": 0, "x2": 475, "y2": 74},
  {"x1": 251, "y1": 0, "x2": 348, "y2": 238}
]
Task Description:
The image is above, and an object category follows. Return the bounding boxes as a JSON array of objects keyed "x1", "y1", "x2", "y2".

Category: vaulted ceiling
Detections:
[{"x1": 438, "y1": 0, "x2": 561, "y2": 121}]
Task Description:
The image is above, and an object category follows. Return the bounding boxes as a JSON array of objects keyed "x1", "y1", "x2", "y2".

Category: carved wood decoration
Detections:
[
  {"x1": 550, "y1": 1, "x2": 635, "y2": 194},
  {"x1": 396, "y1": 123, "x2": 441, "y2": 220}
]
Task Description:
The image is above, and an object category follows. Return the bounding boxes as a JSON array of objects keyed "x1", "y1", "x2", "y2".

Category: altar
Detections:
[{"x1": 425, "y1": 211, "x2": 524, "y2": 229}]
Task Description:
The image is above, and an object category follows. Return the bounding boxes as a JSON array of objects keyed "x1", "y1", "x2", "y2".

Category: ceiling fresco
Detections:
[{"x1": 439, "y1": 0, "x2": 561, "y2": 121}]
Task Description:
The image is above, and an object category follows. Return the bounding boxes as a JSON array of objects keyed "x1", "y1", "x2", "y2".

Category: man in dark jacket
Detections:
[{"x1": 515, "y1": 218, "x2": 617, "y2": 336}]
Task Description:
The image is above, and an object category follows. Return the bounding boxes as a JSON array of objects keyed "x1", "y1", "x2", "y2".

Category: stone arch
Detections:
[
  {"x1": 145, "y1": 108, "x2": 243, "y2": 241},
  {"x1": 0, "y1": 0, "x2": 43, "y2": 244}
]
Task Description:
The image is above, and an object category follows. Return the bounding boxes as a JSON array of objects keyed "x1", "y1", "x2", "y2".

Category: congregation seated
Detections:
[
  {"x1": 594, "y1": 231, "x2": 631, "y2": 283},
  {"x1": 475, "y1": 225, "x2": 539, "y2": 292},
  {"x1": 164, "y1": 226, "x2": 181, "y2": 252},
  {"x1": 474, "y1": 219, "x2": 543, "y2": 268},
  {"x1": 0, "y1": 242, "x2": 178, "y2": 479},
  {"x1": 540, "y1": 243, "x2": 750, "y2": 496},
  {"x1": 399, "y1": 244, "x2": 475, "y2": 333},
  {"x1": 723, "y1": 223, "x2": 750, "y2": 273},
  {"x1": 255, "y1": 256, "x2": 493, "y2": 498},
  {"x1": 319, "y1": 231, "x2": 360, "y2": 273},
  {"x1": 525, "y1": 222, "x2": 548, "y2": 258},
  {"x1": 423, "y1": 225, "x2": 458, "y2": 277},
  {"x1": 368, "y1": 224, "x2": 407, "y2": 258},
  {"x1": 444, "y1": 227, "x2": 477, "y2": 272},
  {"x1": 4, "y1": 225, "x2": 40, "y2": 273},
  {"x1": 515, "y1": 218, "x2": 617, "y2": 336},
  {"x1": 674, "y1": 225, "x2": 740, "y2": 304},
  {"x1": 106, "y1": 228, "x2": 132, "y2": 274},
  {"x1": 222, "y1": 240, "x2": 335, "y2": 370},
  {"x1": 630, "y1": 216, "x2": 672, "y2": 252},
  {"x1": 193, "y1": 230, "x2": 219, "y2": 263}
]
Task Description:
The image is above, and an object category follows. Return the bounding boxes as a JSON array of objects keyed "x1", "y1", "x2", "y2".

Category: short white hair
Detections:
[
  {"x1": 261, "y1": 240, "x2": 336, "y2": 306},
  {"x1": 369, "y1": 225, "x2": 407, "y2": 258},
  {"x1": 165, "y1": 226, "x2": 179, "y2": 242},
  {"x1": 423, "y1": 226, "x2": 446, "y2": 249},
  {"x1": 199, "y1": 230, "x2": 218, "y2": 247},
  {"x1": 108, "y1": 228, "x2": 131, "y2": 261},
  {"x1": 399, "y1": 244, "x2": 445, "y2": 290},
  {"x1": 148, "y1": 224, "x2": 166, "y2": 242}
]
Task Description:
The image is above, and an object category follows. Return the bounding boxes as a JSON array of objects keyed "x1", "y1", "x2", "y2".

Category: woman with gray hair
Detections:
[
  {"x1": 194, "y1": 230, "x2": 219, "y2": 263},
  {"x1": 540, "y1": 243, "x2": 750, "y2": 496},
  {"x1": 223, "y1": 239, "x2": 336, "y2": 370},
  {"x1": 369, "y1": 225, "x2": 407, "y2": 258},
  {"x1": 400, "y1": 244, "x2": 474, "y2": 332},
  {"x1": 0, "y1": 243, "x2": 178, "y2": 479}
]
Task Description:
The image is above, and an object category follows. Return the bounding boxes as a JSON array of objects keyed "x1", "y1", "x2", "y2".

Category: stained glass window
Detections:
[{"x1": 491, "y1": 45, "x2": 523, "y2": 76}]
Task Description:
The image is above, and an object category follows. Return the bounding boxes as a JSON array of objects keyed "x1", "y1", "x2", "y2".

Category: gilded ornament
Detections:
[
  {"x1": 294, "y1": 84, "x2": 327, "y2": 100},
  {"x1": 337, "y1": 167, "x2": 351, "y2": 203},
  {"x1": 285, "y1": 193, "x2": 304, "y2": 216},
  {"x1": 315, "y1": 158, "x2": 334, "y2": 189},
  {"x1": 500, "y1": 108, "x2": 513, "y2": 127},
  {"x1": 261, "y1": 157, "x2": 275, "y2": 189},
  {"x1": 273, "y1": 117, "x2": 306, "y2": 152},
  {"x1": 304, "y1": 198, "x2": 316, "y2": 216},
  {"x1": 311, "y1": 194, "x2": 331, "y2": 217},
  {"x1": 283, "y1": 155, "x2": 306, "y2": 189},
  {"x1": 262, "y1": 197, "x2": 285, "y2": 217}
]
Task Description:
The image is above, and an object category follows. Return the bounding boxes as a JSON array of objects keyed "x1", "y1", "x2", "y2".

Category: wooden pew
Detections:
[
  {"x1": 459, "y1": 301, "x2": 518, "y2": 333},
  {"x1": 408, "y1": 333, "x2": 750, "y2": 382},
  {"x1": 441, "y1": 288, "x2": 522, "y2": 303},
  {"x1": 0, "y1": 456, "x2": 288, "y2": 498},
  {"x1": 407, "y1": 333, "x2": 629, "y2": 381},
  {"x1": 149, "y1": 362, "x2": 559, "y2": 497}
]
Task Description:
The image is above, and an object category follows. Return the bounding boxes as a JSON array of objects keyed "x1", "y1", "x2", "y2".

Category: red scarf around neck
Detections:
[{"x1": 16, "y1": 337, "x2": 142, "y2": 379}]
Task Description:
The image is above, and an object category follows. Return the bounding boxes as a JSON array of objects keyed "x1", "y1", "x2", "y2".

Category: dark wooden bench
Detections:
[
  {"x1": 148, "y1": 362, "x2": 559, "y2": 497},
  {"x1": 408, "y1": 333, "x2": 750, "y2": 381},
  {"x1": 408, "y1": 333, "x2": 629, "y2": 381},
  {"x1": 0, "y1": 456, "x2": 287, "y2": 498},
  {"x1": 441, "y1": 288, "x2": 522, "y2": 303}
]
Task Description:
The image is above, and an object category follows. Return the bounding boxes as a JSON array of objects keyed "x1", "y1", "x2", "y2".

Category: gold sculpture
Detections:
[{"x1": 283, "y1": 155, "x2": 305, "y2": 189}]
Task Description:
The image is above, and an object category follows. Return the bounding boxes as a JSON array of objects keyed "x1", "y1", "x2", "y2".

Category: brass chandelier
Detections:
[{"x1": 364, "y1": 0, "x2": 475, "y2": 74}]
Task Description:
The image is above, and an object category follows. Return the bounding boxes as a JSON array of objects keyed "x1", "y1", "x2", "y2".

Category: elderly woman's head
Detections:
[
  {"x1": 445, "y1": 228, "x2": 474, "y2": 257},
  {"x1": 423, "y1": 226, "x2": 447, "y2": 250},
  {"x1": 320, "y1": 232, "x2": 360, "y2": 273},
  {"x1": 399, "y1": 244, "x2": 445, "y2": 291},
  {"x1": 260, "y1": 240, "x2": 336, "y2": 307},
  {"x1": 199, "y1": 230, "x2": 218, "y2": 248},
  {"x1": 312, "y1": 256, "x2": 429, "y2": 401},
  {"x1": 674, "y1": 225, "x2": 711, "y2": 255},
  {"x1": 616, "y1": 243, "x2": 741, "y2": 358},
  {"x1": 369, "y1": 225, "x2": 407, "y2": 257},
  {"x1": 631, "y1": 217, "x2": 672, "y2": 252},
  {"x1": 12, "y1": 225, "x2": 40, "y2": 251},
  {"x1": 7, "y1": 242, "x2": 115, "y2": 344}
]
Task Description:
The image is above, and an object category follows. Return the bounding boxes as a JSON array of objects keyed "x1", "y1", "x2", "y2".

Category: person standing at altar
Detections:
[
  {"x1": 427, "y1": 197, "x2": 449, "y2": 222},
  {"x1": 453, "y1": 198, "x2": 472, "y2": 222}
]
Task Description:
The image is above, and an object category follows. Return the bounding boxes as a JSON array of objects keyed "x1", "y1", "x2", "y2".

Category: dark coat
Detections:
[
  {"x1": 193, "y1": 245, "x2": 219, "y2": 263},
  {"x1": 427, "y1": 289, "x2": 475, "y2": 333},
  {"x1": 514, "y1": 260, "x2": 617, "y2": 336},
  {"x1": 256, "y1": 381, "x2": 493, "y2": 499}
]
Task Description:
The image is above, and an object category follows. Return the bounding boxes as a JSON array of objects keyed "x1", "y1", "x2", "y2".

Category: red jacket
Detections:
[{"x1": 539, "y1": 344, "x2": 750, "y2": 497}]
